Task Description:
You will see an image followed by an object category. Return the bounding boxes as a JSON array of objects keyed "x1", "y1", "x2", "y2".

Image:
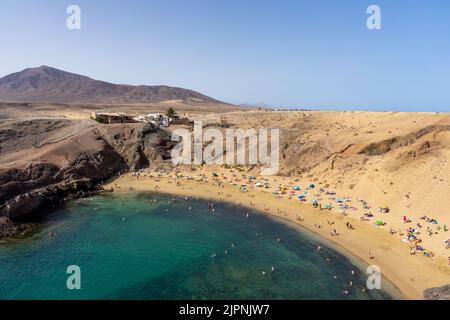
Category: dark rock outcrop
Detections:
[
  {"x1": 0, "y1": 121, "x2": 176, "y2": 233},
  {"x1": 0, "y1": 216, "x2": 36, "y2": 238},
  {"x1": 359, "y1": 125, "x2": 450, "y2": 156},
  {"x1": 0, "y1": 163, "x2": 60, "y2": 203},
  {"x1": 423, "y1": 285, "x2": 450, "y2": 300},
  {"x1": 1, "y1": 178, "x2": 94, "y2": 220}
]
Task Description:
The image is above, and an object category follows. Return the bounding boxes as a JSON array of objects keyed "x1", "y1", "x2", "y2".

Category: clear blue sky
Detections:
[{"x1": 1, "y1": 0, "x2": 449, "y2": 111}]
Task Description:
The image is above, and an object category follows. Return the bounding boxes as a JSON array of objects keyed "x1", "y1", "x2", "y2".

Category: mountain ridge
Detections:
[{"x1": 0, "y1": 66, "x2": 227, "y2": 105}]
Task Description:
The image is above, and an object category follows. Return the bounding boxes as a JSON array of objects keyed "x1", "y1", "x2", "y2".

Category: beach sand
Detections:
[{"x1": 104, "y1": 169, "x2": 450, "y2": 300}]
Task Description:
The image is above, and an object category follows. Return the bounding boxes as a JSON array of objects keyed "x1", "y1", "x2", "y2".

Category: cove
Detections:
[{"x1": 0, "y1": 192, "x2": 398, "y2": 300}]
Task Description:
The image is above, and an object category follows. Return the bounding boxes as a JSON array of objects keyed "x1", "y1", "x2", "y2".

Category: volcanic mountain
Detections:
[{"x1": 0, "y1": 65, "x2": 226, "y2": 105}]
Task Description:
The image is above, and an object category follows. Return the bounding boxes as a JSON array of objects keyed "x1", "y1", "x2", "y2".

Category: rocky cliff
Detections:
[{"x1": 0, "y1": 119, "x2": 175, "y2": 237}]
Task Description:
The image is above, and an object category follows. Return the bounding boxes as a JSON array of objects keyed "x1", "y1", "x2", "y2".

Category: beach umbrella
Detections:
[
  {"x1": 309, "y1": 184, "x2": 315, "y2": 189},
  {"x1": 211, "y1": 172, "x2": 218, "y2": 177},
  {"x1": 293, "y1": 186, "x2": 301, "y2": 190},
  {"x1": 298, "y1": 195, "x2": 305, "y2": 200},
  {"x1": 375, "y1": 220, "x2": 384, "y2": 226}
]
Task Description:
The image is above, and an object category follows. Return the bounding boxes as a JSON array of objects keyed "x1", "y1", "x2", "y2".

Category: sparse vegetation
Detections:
[{"x1": 166, "y1": 107, "x2": 177, "y2": 119}]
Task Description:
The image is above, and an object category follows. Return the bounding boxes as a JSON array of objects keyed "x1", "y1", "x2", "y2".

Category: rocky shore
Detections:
[{"x1": 0, "y1": 119, "x2": 175, "y2": 237}]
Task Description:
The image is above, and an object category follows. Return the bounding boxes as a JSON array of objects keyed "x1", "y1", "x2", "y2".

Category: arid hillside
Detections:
[{"x1": 195, "y1": 110, "x2": 450, "y2": 256}]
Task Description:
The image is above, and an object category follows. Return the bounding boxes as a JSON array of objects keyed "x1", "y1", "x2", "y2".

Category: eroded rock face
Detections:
[
  {"x1": 1, "y1": 178, "x2": 94, "y2": 220},
  {"x1": 0, "y1": 163, "x2": 60, "y2": 203},
  {"x1": 423, "y1": 285, "x2": 450, "y2": 300},
  {"x1": 0, "y1": 120, "x2": 175, "y2": 226},
  {"x1": 0, "y1": 216, "x2": 36, "y2": 238}
]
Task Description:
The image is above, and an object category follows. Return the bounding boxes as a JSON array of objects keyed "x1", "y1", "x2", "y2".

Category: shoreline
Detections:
[
  {"x1": 104, "y1": 172, "x2": 450, "y2": 300},
  {"x1": 137, "y1": 189, "x2": 404, "y2": 299}
]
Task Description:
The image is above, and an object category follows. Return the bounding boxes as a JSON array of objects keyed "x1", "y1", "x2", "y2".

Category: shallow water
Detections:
[{"x1": 0, "y1": 193, "x2": 396, "y2": 300}]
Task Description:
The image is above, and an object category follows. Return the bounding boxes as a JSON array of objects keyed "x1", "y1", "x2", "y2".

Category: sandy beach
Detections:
[{"x1": 104, "y1": 169, "x2": 450, "y2": 300}]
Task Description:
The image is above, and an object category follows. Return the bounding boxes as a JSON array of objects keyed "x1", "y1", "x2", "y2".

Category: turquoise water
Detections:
[{"x1": 0, "y1": 193, "x2": 396, "y2": 300}]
